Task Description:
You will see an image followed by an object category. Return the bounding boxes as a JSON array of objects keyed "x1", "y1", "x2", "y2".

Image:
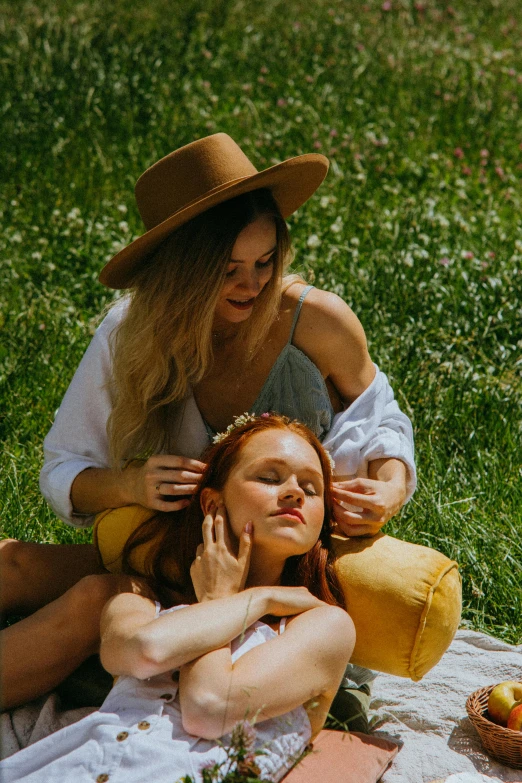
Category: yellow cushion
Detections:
[
  {"x1": 94, "y1": 506, "x2": 461, "y2": 681},
  {"x1": 332, "y1": 533, "x2": 461, "y2": 681}
]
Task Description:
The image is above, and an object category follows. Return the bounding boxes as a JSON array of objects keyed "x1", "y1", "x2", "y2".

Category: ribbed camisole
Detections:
[{"x1": 203, "y1": 285, "x2": 335, "y2": 441}]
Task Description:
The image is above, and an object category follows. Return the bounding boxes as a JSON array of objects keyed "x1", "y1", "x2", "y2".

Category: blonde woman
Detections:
[{"x1": 1, "y1": 134, "x2": 415, "y2": 714}]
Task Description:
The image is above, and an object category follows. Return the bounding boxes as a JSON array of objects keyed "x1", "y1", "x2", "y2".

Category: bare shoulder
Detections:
[
  {"x1": 285, "y1": 604, "x2": 355, "y2": 654},
  {"x1": 286, "y1": 284, "x2": 376, "y2": 402}
]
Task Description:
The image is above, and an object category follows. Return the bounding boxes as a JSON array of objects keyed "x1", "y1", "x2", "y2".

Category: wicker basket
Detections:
[{"x1": 466, "y1": 683, "x2": 522, "y2": 769}]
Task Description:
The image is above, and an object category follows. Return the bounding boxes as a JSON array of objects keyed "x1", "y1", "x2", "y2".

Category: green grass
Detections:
[{"x1": 1, "y1": 0, "x2": 521, "y2": 642}]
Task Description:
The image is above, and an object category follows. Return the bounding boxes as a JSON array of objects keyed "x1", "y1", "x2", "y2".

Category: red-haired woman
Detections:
[{"x1": 1, "y1": 415, "x2": 355, "y2": 782}]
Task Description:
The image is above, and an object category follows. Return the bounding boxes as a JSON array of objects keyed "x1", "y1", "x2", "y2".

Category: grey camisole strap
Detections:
[{"x1": 288, "y1": 284, "x2": 313, "y2": 345}]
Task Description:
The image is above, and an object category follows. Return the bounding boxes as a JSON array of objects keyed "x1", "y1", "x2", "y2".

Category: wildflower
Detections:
[
  {"x1": 480, "y1": 149, "x2": 489, "y2": 158},
  {"x1": 454, "y1": 147, "x2": 464, "y2": 159},
  {"x1": 231, "y1": 720, "x2": 256, "y2": 753},
  {"x1": 117, "y1": 204, "x2": 127, "y2": 214},
  {"x1": 462, "y1": 166, "x2": 472, "y2": 176},
  {"x1": 276, "y1": 98, "x2": 287, "y2": 107},
  {"x1": 202, "y1": 49, "x2": 212, "y2": 59},
  {"x1": 462, "y1": 250, "x2": 474, "y2": 260},
  {"x1": 381, "y1": 1, "x2": 392, "y2": 11},
  {"x1": 305, "y1": 75, "x2": 314, "y2": 83},
  {"x1": 241, "y1": 83, "x2": 252, "y2": 92},
  {"x1": 329, "y1": 129, "x2": 338, "y2": 137},
  {"x1": 313, "y1": 140, "x2": 322, "y2": 149},
  {"x1": 307, "y1": 234, "x2": 321, "y2": 248},
  {"x1": 439, "y1": 257, "x2": 450, "y2": 266},
  {"x1": 495, "y1": 166, "x2": 505, "y2": 179},
  {"x1": 260, "y1": 66, "x2": 268, "y2": 74}
]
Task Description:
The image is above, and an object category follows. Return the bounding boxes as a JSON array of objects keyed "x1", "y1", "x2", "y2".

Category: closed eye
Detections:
[{"x1": 225, "y1": 254, "x2": 275, "y2": 278}]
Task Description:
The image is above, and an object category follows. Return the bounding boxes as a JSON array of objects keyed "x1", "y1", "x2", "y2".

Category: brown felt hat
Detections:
[{"x1": 99, "y1": 133, "x2": 329, "y2": 289}]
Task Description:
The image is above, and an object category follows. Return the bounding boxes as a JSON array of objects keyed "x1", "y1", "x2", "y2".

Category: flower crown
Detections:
[{"x1": 212, "y1": 412, "x2": 336, "y2": 472}]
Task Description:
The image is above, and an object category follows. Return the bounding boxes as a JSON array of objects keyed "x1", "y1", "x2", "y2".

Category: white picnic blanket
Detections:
[
  {"x1": 2, "y1": 630, "x2": 522, "y2": 782},
  {"x1": 374, "y1": 629, "x2": 522, "y2": 783}
]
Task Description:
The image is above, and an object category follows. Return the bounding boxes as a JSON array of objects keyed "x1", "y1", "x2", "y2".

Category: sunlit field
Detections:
[{"x1": 1, "y1": 0, "x2": 521, "y2": 642}]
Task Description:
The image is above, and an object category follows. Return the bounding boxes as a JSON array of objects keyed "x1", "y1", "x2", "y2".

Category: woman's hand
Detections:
[
  {"x1": 332, "y1": 475, "x2": 406, "y2": 537},
  {"x1": 124, "y1": 454, "x2": 206, "y2": 512},
  {"x1": 264, "y1": 585, "x2": 326, "y2": 617},
  {"x1": 190, "y1": 504, "x2": 252, "y2": 602}
]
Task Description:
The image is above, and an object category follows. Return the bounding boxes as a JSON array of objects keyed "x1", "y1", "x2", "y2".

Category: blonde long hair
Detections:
[{"x1": 107, "y1": 189, "x2": 293, "y2": 466}]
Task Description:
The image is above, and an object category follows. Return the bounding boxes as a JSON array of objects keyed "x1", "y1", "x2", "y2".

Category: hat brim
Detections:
[{"x1": 99, "y1": 153, "x2": 329, "y2": 289}]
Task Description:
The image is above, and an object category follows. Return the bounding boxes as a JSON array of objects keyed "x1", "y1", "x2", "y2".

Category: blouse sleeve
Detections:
[
  {"x1": 39, "y1": 301, "x2": 127, "y2": 528},
  {"x1": 322, "y1": 364, "x2": 417, "y2": 503}
]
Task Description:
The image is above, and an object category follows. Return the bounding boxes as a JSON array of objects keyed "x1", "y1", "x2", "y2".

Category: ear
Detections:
[{"x1": 200, "y1": 487, "x2": 222, "y2": 515}]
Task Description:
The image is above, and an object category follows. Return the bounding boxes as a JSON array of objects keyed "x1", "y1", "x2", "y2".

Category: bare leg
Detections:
[
  {"x1": 0, "y1": 573, "x2": 144, "y2": 711},
  {"x1": 0, "y1": 539, "x2": 102, "y2": 615}
]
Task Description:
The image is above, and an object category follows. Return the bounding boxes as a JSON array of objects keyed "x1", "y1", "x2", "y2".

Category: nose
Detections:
[
  {"x1": 279, "y1": 478, "x2": 304, "y2": 505},
  {"x1": 235, "y1": 265, "x2": 264, "y2": 296}
]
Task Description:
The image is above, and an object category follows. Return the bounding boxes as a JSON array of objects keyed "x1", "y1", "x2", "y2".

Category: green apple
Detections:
[
  {"x1": 507, "y1": 703, "x2": 522, "y2": 731},
  {"x1": 487, "y1": 681, "x2": 522, "y2": 726}
]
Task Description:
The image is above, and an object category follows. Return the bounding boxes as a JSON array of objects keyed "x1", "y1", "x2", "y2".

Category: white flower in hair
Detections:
[
  {"x1": 212, "y1": 412, "x2": 259, "y2": 444},
  {"x1": 325, "y1": 450, "x2": 336, "y2": 473}
]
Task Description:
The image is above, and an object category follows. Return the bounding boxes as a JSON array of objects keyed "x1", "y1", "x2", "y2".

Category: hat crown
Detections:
[{"x1": 135, "y1": 134, "x2": 259, "y2": 230}]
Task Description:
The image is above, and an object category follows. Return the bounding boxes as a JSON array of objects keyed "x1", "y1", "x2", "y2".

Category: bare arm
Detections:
[
  {"x1": 179, "y1": 604, "x2": 355, "y2": 739},
  {"x1": 71, "y1": 455, "x2": 206, "y2": 515},
  {"x1": 99, "y1": 585, "x2": 324, "y2": 680},
  {"x1": 292, "y1": 286, "x2": 409, "y2": 534}
]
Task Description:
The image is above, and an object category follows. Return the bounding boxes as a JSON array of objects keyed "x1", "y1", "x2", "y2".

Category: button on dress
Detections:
[{"x1": 0, "y1": 610, "x2": 311, "y2": 783}]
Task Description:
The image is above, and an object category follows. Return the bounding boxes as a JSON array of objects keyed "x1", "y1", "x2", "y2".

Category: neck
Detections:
[
  {"x1": 245, "y1": 547, "x2": 287, "y2": 589},
  {"x1": 211, "y1": 320, "x2": 242, "y2": 344}
]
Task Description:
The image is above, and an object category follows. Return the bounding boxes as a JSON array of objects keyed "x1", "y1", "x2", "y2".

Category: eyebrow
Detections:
[
  {"x1": 229, "y1": 245, "x2": 277, "y2": 264},
  {"x1": 251, "y1": 457, "x2": 324, "y2": 481}
]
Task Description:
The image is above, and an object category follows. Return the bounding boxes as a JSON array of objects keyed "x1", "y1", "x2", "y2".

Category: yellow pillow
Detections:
[{"x1": 94, "y1": 506, "x2": 461, "y2": 681}]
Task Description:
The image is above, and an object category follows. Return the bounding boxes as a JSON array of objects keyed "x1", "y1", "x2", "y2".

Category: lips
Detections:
[
  {"x1": 227, "y1": 297, "x2": 256, "y2": 310},
  {"x1": 272, "y1": 507, "x2": 305, "y2": 524}
]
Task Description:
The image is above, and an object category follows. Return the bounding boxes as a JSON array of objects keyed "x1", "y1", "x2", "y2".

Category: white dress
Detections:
[{"x1": 0, "y1": 609, "x2": 311, "y2": 783}]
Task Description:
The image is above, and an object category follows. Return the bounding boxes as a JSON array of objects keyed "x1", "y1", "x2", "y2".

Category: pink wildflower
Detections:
[
  {"x1": 480, "y1": 149, "x2": 489, "y2": 158},
  {"x1": 382, "y1": 1, "x2": 392, "y2": 10},
  {"x1": 202, "y1": 49, "x2": 212, "y2": 60},
  {"x1": 313, "y1": 140, "x2": 322, "y2": 149},
  {"x1": 462, "y1": 166, "x2": 472, "y2": 176},
  {"x1": 330, "y1": 128, "x2": 338, "y2": 137},
  {"x1": 488, "y1": 251, "x2": 496, "y2": 259},
  {"x1": 305, "y1": 74, "x2": 314, "y2": 83},
  {"x1": 260, "y1": 66, "x2": 268, "y2": 74},
  {"x1": 276, "y1": 98, "x2": 287, "y2": 107},
  {"x1": 454, "y1": 147, "x2": 464, "y2": 159},
  {"x1": 439, "y1": 257, "x2": 450, "y2": 266},
  {"x1": 463, "y1": 251, "x2": 474, "y2": 260},
  {"x1": 495, "y1": 166, "x2": 505, "y2": 179}
]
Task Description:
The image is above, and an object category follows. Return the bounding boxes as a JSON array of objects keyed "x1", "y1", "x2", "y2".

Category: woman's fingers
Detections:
[
  {"x1": 155, "y1": 482, "x2": 198, "y2": 497},
  {"x1": 148, "y1": 455, "x2": 206, "y2": 473},
  {"x1": 332, "y1": 486, "x2": 381, "y2": 513},
  {"x1": 213, "y1": 505, "x2": 225, "y2": 545},
  {"x1": 202, "y1": 513, "x2": 215, "y2": 548},
  {"x1": 237, "y1": 522, "x2": 252, "y2": 569}
]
